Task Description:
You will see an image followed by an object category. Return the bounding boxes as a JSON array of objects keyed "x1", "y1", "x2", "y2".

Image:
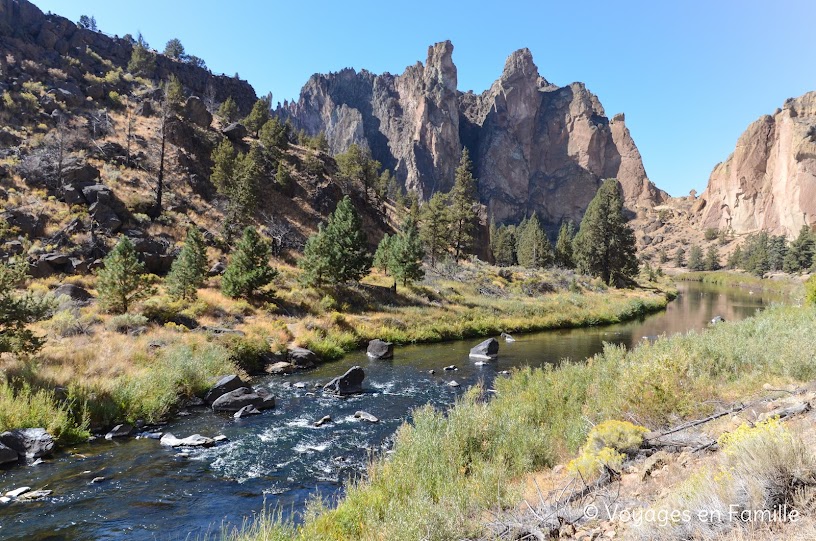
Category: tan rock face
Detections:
[
  {"x1": 699, "y1": 92, "x2": 816, "y2": 236},
  {"x1": 279, "y1": 42, "x2": 665, "y2": 227}
]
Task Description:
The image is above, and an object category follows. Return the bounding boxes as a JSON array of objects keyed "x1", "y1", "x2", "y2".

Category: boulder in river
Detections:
[
  {"x1": 366, "y1": 339, "x2": 394, "y2": 360},
  {"x1": 469, "y1": 338, "x2": 499, "y2": 360},
  {"x1": 354, "y1": 411, "x2": 379, "y2": 423},
  {"x1": 104, "y1": 424, "x2": 134, "y2": 440},
  {"x1": 314, "y1": 415, "x2": 332, "y2": 427},
  {"x1": 266, "y1": 361, "x2": 295, "y2": 375},
  {"x1": 288, "y1": 347, "x2": 318, "y2": 368},
  {"x1": 233, "y1": 405, "x2": 261, "y2": 418},
  {"x1": 500, "y1": 332, "x2": 516, "y2": 343},
  {"x1": 323, "y1": 366, "x2": 365, "y2": 395},
  {"x1": 211, "y1": 387, "x2": 275, "y2": 412},
  {"x1": 0, "y1": 442, "x2": 18, "y2": 465},
  {"x1": 710, "y1": 316, "x2": 726, "y2": 325},
  {"x1": 203, "y1": 375, "x2": 247, "y2": 404},
  {"x1": 160, "y1": 433, "x2": 215, "y2": 448},
  {"x1": 448, "y1": 380, "x2": 461, "y2": 387},
  {"x1": 0, "y1": 428, "x2": 54, "y2": 459}
]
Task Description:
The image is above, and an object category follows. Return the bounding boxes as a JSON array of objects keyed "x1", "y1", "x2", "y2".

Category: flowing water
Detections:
[{"x1": 0, "y1": 282, "x2": 781, "y2": 540}]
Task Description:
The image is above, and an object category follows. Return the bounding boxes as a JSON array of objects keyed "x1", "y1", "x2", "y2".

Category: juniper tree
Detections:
[
  {"x1": 221, "y1": 227, "x2": 278, "y2": 298},
  {"x1": 390, "y1": 216, "x2": 425, "y2": 287},
  {"x1": 0, "y1": 260, "x2": 53, "y2": 355},
  {"x1": 449, "y1": 148, "x2": 479, "y2": 260},
  {"x1": 727, "y1": 245, "x2": 742, "y2": 269},
  {"x1": 336, "y1": 144, "x2": 380, "y2": 200},
  {"x1": 210, "y1": 138, "x2": 236, "y2": 194},
  {"x1": 492, "y1": 224, "x2": 516, "y2": 267},
  {"x1": 419, "y1": 192, "x2": 451, "y2": 267},
  {"x1": 704, "y1": 245, "x2": 721, "y2": 271},
  {"x1": 516, "y1": 214, "x2": 553, "y2": 269},
  {"x1": 216, "y1": 96, "x2": 239, "y2": 125},
  {"x1": 572, "y1": 179, "x2": 638, "y2": 286},
  {"x1": 299, "y1": 196, "x2": 371, "y2": 286},
  {"x1": 688, "y1": 245, "x2": 705, "y2": 271},
  {"x1": 163, "y1": 38, "x2": 185, "y2": 60},
  {"x1": 243, "y1": 97, "x2": 270, "y2": 137},
  {"x1": 373, "y1": 234, "x2": 394, "y2": 275},
  {"x1": 97, "y1": 237, "x2": 153, "y2": 313},
  {"x1": 275, "y1": 162, "x2": 291, "y2": 190},
  {"x1": 259, "y1": 117, "x2": 289, "y2": 152},
  {"x1": 554, "y1": 221, "x2": 576, "y2": 268},
  {"x1": 127, "y1": 33, "x2": 154, "y2": 77},
  {"x1": 166, "y1": 225, "x2": 208, "y2": 301},
  {"x1": 783, "y1": 225, "x2": 814, "y2": 273}
]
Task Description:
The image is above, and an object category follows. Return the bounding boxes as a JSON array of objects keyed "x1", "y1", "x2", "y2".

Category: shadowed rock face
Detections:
[
  {"x1": 278, "y1": 42, "x2": 665, "y2": 226},
  {"x1": 697, "y1": 92, "x2": 816, "y2": 237}
]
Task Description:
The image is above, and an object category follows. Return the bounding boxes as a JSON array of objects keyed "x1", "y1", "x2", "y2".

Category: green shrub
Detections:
[
  {"x1": 805, "y1": 275, "x2": 816, "y2": 306},
  {"x1": 106, "y1": 313, "x2": 149, "y2": 333},
  {"x1": 704, "y1": 227, "x2": 719, "y2": 241},
  {"x1": 567, "y1": 419, "x2": 648, "y2": 480},
  {"x1": 141, "y1": 297, "x2": 197, "y2": 328},
  {"x1": 46, "y1": 309, "x2": 99, "y2": 337},
  {"x1": 222, "y1": 334, "x2": 270, "y2": 374},
  {"x1": 0, "y1": 381, "x2": 89, "y2": 445}
]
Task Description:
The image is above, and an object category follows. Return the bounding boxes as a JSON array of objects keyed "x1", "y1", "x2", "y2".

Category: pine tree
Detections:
[
  {"x1": 704, "y1": 245, "x2": 721, "y2": 271},
  {"x1": 741, "y1": 232, "x2": 771, "y2": 276},
  {"x1": 373, "y1": 234, "x2": 394, "y2": 275},
  {"x1": 165, "y1": 74, "x2": 184, "y2": 109},
  {"x1": 97, "y1": 237, "x2": 153, "y2": 313},
  {"x1": 127, "y1": 33, "x2": 155, "y2": 77},
  {"x1": 390, "y1": 216, "x2": 425, "y2": 287},
  {"x1": 516, "y1": 214, "x2": 553, "y2": 269},
  {"x1": 210, "y1": 138, "x2": 236, "y2": 194},
  {"x1": 419, "y1": 192, "x2": 451, "y2": 267},
  {"x1": 226, "y1": 145, "x2": 262, "y2": 227},
  {"x1": 336, "y1": 144, "x2": 381, "y2": 200},
  {"x1": 571, "y1": 179, "x2": 638, "y2": 285},
  {"x1": 492, "y1": 225, "x2": 516, "y2": 267},
  {"x1": 658, "y1": 247, "x2": 669, "y2": 264},
  {"x1": 767, "y1": 235, "x2": 787, "y2": 271},
  {"x1": 216, "y1": 96, "x2": 239, "y2": 125},
  {"x1": 554, "y1": 221, "x2": 576, "y2": 268},
  {"x1": 299, "y1": 196, "x2": 371, "y2": 286},
  {"x1": 783, "y1": 225, "x2": 814, "y2": 273},
  {"x1": 0, "y1": 260, "x2": 53, "y2": 355},
  {"x1": 688, "y1": 245, "x2": 704, "y2": 271},
  {"x1": 221, "y1": 227, "x2": 278, "y2": 298},
  {"x1": 727, "y1": 245, "x2": 742, "y2": 269},
  {"x1": 675, "y1": 247, "x2": 686, "y2": 267},
  {"x1": 243, "y1": 97, "x2": 270, "y2": 137},
  {"x1": 449, "y1": 148, "x2": 479, "y2": 260},
  {"x1": 275, "y1": 162, "x2": 291, "y2": 190},
  {"x1": 163, "y1": 38, "x2": 185, "y2": 60},
  {"x1": 166, "y1": 225, "x2": 208, "y2": 300},
  {"x1": 259, "y1": 117, "x2": 289, "y2": 151}
]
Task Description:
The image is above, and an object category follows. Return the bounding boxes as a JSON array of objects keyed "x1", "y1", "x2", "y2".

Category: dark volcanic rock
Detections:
[
  {"x1": 366, "y1": 339, "x2": 394, "y2": 360},
  {"x1": 211, "y1": 387, "x2": 275, "y2": 412},
  {"x1": 288, "y1": 347, "x2": 318, "y2": 368},
  {"x1": 183, "y1": 96, "x2": 212, "y2": 127},
  {"x1": 53, "y1": 283, "x2": 93, "y2": 303},
  {"x1": 203, "y1": 375, "x2": 246, "y2": 404},
  {"x1": 0, "y1": 428, "x2": 55, "y2": 459},
  {"x1": 323, "y1": 366, "x2": 365, "y2": 395},
  {"x1": 0, "y1": 442, "x2": 18, "y2": 465},
  {"x1": 221, "y1": 122, "x2": 247, "y2": 142},
  {"x1": 469, "y1": 338, "x2": 499, "y2": 359}
]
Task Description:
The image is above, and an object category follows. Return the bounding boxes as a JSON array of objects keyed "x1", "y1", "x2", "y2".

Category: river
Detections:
[{"x1": 0, "y1": 282, "x2": 780, "y2": 540}]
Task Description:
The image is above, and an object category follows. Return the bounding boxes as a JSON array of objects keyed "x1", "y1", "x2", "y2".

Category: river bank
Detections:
[
  {"x1": 0, "y1": 262, "x2": 675, "y2": 447},
  {"x1": 226, "y1": 277, "x2": 809, "y2": 541}
]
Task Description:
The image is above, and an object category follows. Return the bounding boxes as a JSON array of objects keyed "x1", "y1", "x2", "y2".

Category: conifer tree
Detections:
[
  {"x1": 449, "y1": 148, "x2": 479, "y2": 260},
  {"x1": 419, "y1": 192, "x2": 451, "y2": 267},
  {"x1": 704, "y1": 245, "x2": 721, "y2": 271},
  {"x1": 165, "y1": 74, "x2": 184, "y2": 109},
  {"x1": 127, "y1": 33, "x2": 155, "y2": 77},
  {"x1": 163, "y1": 38, "x2": 185, "y2": 60},
  {"x1": 216, "y1": 96, "x2": 239, "y2": 125},
  {"x1": 492, "y1": 225, "x2": 516, "y2": 267},
  {"x1": 243, "y1": 97, "x2": 271, "y2": 137},
  {"x1": 675, "y1": 247, "x2": 686, "y2": 268},
  {"x1": 227, "y1": 145, "x2": 261, "y2": 225},
  {"x1": 688, "y1": 245, "x2": 705, "y2": 271},
  {"x1": 166, "y1": 225, "x2": 208, "y2": 301},
  {"x1": 210, "y1": 138, "x2": 236, "y2": 194},
  {"x1": 336, "y1": 144, "x2": 381, "y2": 200},
  {"x1": 299, "y1": 197, "x2": 371, "y2": 286},
  {"x1": 390, "y1": 216, "x2": 425, "y2": 287},
  {"x1": 221, "y1": 227, "x2": 278, "y2": 298},
  {"x1": 275, "y1": 162, "x2": 291, "y2": 190},
  {"x1": 373, "y1": 234, "x2": 394, "y2": 275},
  {"x1": 572, "y1": 179, "x2": 638, "y2": 285},
  {"x1": 783, "y1": 225, "x2": 814, "y2": 273},
  {"x1": 516, "y1": 214, "x2": 553, "y2": 269},
  {"x1": 259, "y1": 117, "x2": 289, "y2": 151},
  {"x1": 0, "y1": 260, "x2": 53, "y2": 355},
  {"x1": 554, "y1": 221, "x2": 576, "y2": 268},
  {"x1": 97, "y1": 237, "x2": 153, "y2": 313},
  {"x1": 727, "y1": 245, "x2": 742, "y2": 269}
]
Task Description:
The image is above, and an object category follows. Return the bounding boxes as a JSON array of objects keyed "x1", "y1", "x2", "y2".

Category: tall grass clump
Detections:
[{"x1": 0, "y1": 380, "x2": 89, "y2": 444}]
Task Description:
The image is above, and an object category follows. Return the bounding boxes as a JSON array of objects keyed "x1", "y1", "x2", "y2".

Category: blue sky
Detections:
[{"x1": 36, "y1": 0, "x2": 816, "y2": 196}]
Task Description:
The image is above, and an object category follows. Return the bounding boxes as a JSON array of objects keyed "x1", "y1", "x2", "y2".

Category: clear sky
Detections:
[{"x1": 34, "y1": 0, "x2": 816, "y2": 197}]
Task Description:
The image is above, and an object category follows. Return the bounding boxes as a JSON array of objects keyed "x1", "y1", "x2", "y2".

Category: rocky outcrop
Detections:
[
  {"x1": 0, "y1": 0, "x2": 256, "y2": 112},
  {"x1": 697, "y1": 92, "x2": 816, "y2": 237},
  {"x1": 278, "y1": 42, "x2": 665, "y2": 226}
]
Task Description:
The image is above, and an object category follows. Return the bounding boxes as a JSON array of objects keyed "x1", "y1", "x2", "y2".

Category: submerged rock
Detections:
[
  {"x1": 314, "y1": 415, "x2": 332, "y2": 427},
  {"x1": 500, "y1": 332, "x2": 516, "y2": 342},
  {"x1": 469, "y1": 338, "x2": 499, "y2": 360},
  {"x1": 366, "y1": 339, "x2": 394, "y2": 360},
  {"x1": 323, "y1": 366, "x2": 365, "y2": 395},
  {"x1": 233, "y1": 405, "x2": 261, "y2": 418},
  {"x1": 104, "y1": 424, "x2": 134, "y2": 440},
  {"x1": 159, "y1": 433, "x2": 215, "y2": 448},
  {"x1": 354, "y1": 411, "x2": 379, "y2": 423}
]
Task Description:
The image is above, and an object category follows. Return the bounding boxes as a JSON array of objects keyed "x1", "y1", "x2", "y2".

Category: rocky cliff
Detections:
[
  {"x1": 696, "y1": 92, "x2": 816, "y2": 237},
  {"x1": 0, "y1": 0, "x2": 257, "y2": 112},
  {"x1": 278, "y1": 41, "x2": 666, "y2": 226}
]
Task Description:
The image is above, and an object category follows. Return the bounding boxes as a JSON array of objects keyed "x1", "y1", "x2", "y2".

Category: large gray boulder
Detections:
[
  {"x1": 183, "y1": 96, "x2": 212, "y2": 127},
  {"x1": 221, "y1": 122, "x2": 247, "y2": 142},
  {"x1": 288, "y1": 347, "x2": 318, "y2": 368},
  {"x1": 203, "y1": 375, "x2": 246, "y2": 404},
  {"x1": 0, "y1": 442, "x2": 18, "y2": 465},
  {"x1": 469, "y1": 338, "x2": 499, "y2": 360},
  {"x1": 160, "y1": 433, "x2": 214, "y2": 447},
  {"x1": 366, "y1": 339, "x2": 394, "y2": 360},
  {"x1": 53, "y1": 283, "x2": 93, "y2": 304},
  {"x1": 211, "y1": 387, "x2": 275, "y2": 412},
  {"x1": 323, "y1": 366, "x2": 365, "y2": 395},
  {"x1": 0, "y1": 428, "x2": 55, "y2": 459}
]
